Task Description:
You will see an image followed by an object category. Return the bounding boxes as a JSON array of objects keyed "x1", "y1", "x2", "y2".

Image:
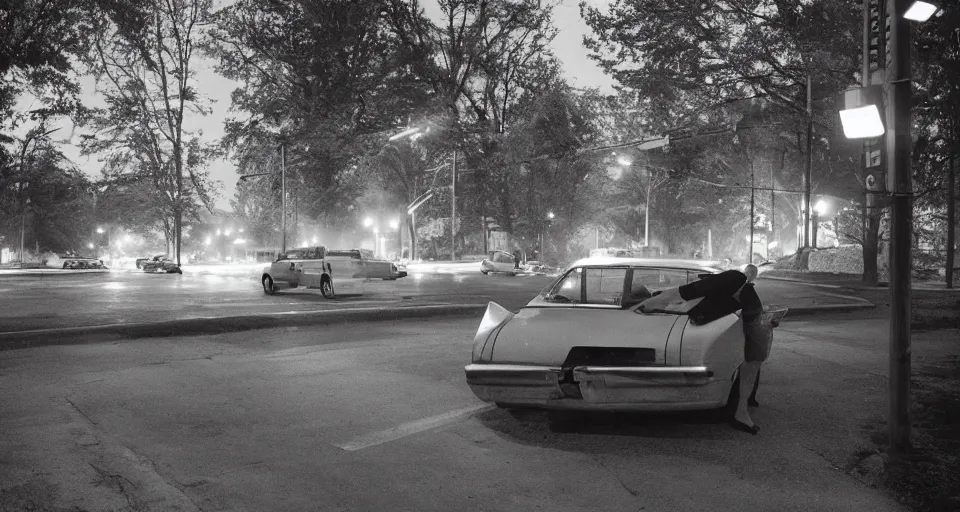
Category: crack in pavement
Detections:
[
  {"x1": 63, "y1": 396, "x2": 204, "y2": 512},
  {"x1": 594, "y1": 455, "x2": 641, "y2": 498}
]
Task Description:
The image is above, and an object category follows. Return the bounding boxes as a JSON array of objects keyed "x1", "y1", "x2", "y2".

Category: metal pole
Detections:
[
  {"x1": 750, "y1": 163, "x2": 755, "y2": 264},
  {"x1": 886, "y1": 0, "x2": 913, "y2": 456},
  {"x1": 645, "y1": 175, "x2": 651, "y2": 247},
  {"x1": 708, "y1": 229, "x2": 712, "y2": 258},
  {"x1": 280, "y1": 144, "x2": 287, "y2": 253},
  {"x1": 947, "y1": 153, "x2": 955, "y2": 288},
  {"x1": 20, "y1": 201, "x2": 26, "y2": 264},
  {"x1": 596, "y1": 227, "x2": 600, "y2": 249},
  {"x1": 804, "y1": 74, "x2": 813, "y2": 248},
  {"x1": 451, "y1": 150, "x2": 457, "y2": 262},
  {"x1": 771, "y1": 158, "x2": 776, "y2": 251}
]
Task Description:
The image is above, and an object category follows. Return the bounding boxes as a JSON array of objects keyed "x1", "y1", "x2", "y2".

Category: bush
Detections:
[{"x1": 809, "y1": 245, "x2": 864, "y2": 274}]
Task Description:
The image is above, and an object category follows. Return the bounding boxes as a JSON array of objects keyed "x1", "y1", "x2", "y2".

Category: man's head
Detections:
[{"x1": 743, "y1": 264, "x2": 758, "y2": 283}]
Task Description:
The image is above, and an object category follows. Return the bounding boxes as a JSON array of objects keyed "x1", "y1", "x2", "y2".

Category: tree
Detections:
[
  {"x1": 209, "y1": 0, "x2": 438, "y2": 233},
  {"x1": 82, "y1": 0, "x2": 217, "y2": 264},
  {"x1": 581, "y1": 0, "x2": 869, "y2": 268}
]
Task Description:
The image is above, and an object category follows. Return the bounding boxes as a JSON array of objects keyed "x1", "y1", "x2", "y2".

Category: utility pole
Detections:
[
  {"x1": 772, "y1": 158, "x2": 777, "y2": 254},
  {"x1": 804, "y1": 74, "x2": 813, "y2": 248},
  {"x1": 645, "y1": 176, "x2": 651, "y2": 247},
  {"x1": 947, "y1": 153, "x2": 955, "y2": 288},
  {"x1": 749, "y1": 162, "x2": 755, "y2": 264},
  {"x1": 451, "y1": 150, "x2": 457, "y2": 262},
  {"x1": 280, "y1": 144, "x2": 286, "y2": 253},
  {"x1": 886, "y1": 0, "x2": 913, "y2": 456}
]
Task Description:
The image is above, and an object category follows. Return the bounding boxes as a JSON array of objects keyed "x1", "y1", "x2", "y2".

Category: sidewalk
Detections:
[{"x1": 759, "y1": 269, "x2": 960, "y2": 293}]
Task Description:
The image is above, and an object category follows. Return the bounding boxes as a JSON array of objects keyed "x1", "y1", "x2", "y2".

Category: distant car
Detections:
[
  {"x1": 480, "y1": 251, "x2": 518, "y2": 274},
  {"x1": 465, "y1": 257, "x2": 753, "y2": 413},
  {"x1": 61, "y1": 258, "x2": 107, "y2": 270},
  {"x1": 261, "y1": 246, "x2": 406, "y2": 298},
  {"x1": 138, "y1": 255, "x2": 182, "y2": 274}
]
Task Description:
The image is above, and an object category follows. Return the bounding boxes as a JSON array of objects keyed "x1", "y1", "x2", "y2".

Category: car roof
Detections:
[{"x1": 568, "y1": 256, "x2": 725, "y2": 272}]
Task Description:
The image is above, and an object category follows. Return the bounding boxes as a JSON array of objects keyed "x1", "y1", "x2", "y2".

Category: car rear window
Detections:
[{"x1": 585, "y1": 268, "x2": 627, "y2": 305}]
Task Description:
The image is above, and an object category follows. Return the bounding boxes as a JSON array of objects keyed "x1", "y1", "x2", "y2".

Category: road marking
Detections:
[{"x1": 333, "y1": 404, "x2": 494, "y2": 452}]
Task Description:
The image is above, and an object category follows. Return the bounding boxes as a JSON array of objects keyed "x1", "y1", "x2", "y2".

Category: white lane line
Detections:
[{"x1": 333, "y1": 403, "x2": 494, "y2": 452}]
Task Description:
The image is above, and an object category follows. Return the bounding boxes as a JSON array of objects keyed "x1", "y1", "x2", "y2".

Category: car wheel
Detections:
[
  {"x1": 262, "y1": 276, "x2": 276, "y2": 295},
  {"x1": 481, "y1": 269, "x2": 489, "y2": 275},
  {"x1": 320, "y1": 276, "x2": 334, "y2": 298}
]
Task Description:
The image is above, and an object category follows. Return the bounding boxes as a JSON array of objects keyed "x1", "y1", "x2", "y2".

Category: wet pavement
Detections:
[
  {"x1": 0, "y1": 315, "x2": 915, "y2": 511},
  {"x1": 0, "y1": 268, "x2": 869, "y2": 334}
]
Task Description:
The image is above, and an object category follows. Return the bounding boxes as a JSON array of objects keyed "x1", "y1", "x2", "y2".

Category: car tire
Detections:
[
  {"x1": 481, "y1": 269, "x2": 489, "y2": 275},
  {"x1": 320, "y1": 276, "x2": 334, "y2": 298},
  {"x1": 262, "y1": 276, "x2": 276, "y2": 295}
]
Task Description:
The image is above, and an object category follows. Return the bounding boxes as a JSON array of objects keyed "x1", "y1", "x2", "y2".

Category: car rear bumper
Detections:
[{"x1": 464, "y1": 363, "x2": 730, "y2": 411}]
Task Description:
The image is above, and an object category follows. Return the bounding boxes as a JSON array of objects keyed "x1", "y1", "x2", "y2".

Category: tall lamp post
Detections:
[{"x1": 838, "y1": 0, "x2": 936, "y2": 455}]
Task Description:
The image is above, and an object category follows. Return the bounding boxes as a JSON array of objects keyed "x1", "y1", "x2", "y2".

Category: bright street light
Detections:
[
  {"x1": 373, "y1": 227, "x2": 379, "y2": 234},
  {"x1": 312, "y1": 237, "x2": 318, "y2": 244},
  {"x1": 547, "y1": 211, "x2": 555, "y2": 220},
  {"x1": 204, "y1": 237, "x2": 211, "y2": 246},
  {"x1": 363, "y1": 217, "x2": 374, "y2": 228},
  {"x1": 96, "y1": 227, "x2": 104, "y2": 234},
  {"x1": 239, "y1": 228, "x2": 244, "y2": 233},
  {"x1": 87, "y1": 243, "x2": 94, "y2": 249},
  {"x1": 839, "y1": 105, "x2": 885, "y2": 139},
  {"x1": 904, "y1": 1, "x2": 937, "y2": 21},
  {"x1": 814, "y1": 200, "x2": 828, "y2": 216},
  {"x1": 224, "y1": 229, "x2": 232, "y2": 236},
  {"x1": 389, "y1": 219, "x2": 399, "y2": 230},
  {"x1": 123, "y1": 234, "x2": 131, "y2": 243},
  {"x1": 216, "y1": 229, "x2": 222, "y2": 236},
  {"x1": 389, "y1": 127, "x2": 421, "y2": 141}
]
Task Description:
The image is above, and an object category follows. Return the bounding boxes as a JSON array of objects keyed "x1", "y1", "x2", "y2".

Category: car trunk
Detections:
[{"x1": 490, "y1": 307, "x2": 683, "y2": 366}]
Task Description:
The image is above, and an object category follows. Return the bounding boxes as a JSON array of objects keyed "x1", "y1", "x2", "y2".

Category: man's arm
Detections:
[{"x1": 678, "y1": 270, "x2": 747, "y2": 301}]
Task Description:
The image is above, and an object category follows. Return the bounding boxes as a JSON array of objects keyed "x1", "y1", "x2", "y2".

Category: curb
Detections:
[
  {"x1": 780, "y1": 303, "x2": 876, "y2": 318},
  {"x1": 0, "y1": 303, "x2": 488, "y2": 351},
  {"x1": 760, "y1": 274, "x2": 960, "y2": 293}
]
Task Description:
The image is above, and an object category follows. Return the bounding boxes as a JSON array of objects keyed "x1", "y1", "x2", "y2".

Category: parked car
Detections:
[
  {"x1": 61, "y1": 258, "x2": 107, "y2": 269},
  {"x1": 261, "y1": 246, "x2": 406, "y2": 298},
  {"x1": 480, "y1": 250, "x2": 518, "y2": 274},
  {"x1": 464, "y1": 257, "x2": 749, "y2": 413},
  {"x1": 138, "y1": 255, "x2": 182, "y2": 274}
]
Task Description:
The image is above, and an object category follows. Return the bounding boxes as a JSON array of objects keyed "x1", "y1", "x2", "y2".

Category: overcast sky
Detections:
[{"x1": 48, "y1": 0, "x2": 615, "y2": 211}]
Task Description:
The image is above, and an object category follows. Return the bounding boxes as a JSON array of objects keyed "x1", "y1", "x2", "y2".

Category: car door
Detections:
[{"x1": 494, "y1": 252, "x2": 515, "y2": 272}]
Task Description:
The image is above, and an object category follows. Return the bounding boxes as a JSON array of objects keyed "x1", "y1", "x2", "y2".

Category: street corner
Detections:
[{"x1": 0, "y1": 302, "x2": 489, "y2": 351}]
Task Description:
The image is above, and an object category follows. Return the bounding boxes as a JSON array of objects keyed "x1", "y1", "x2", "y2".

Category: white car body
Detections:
[
  {"x1": 480, "y1": 251, "x2": 518, "y2": 274},
  {"x1": 464, "y1": 257, "x2": 745, "y2": 412},
  {"x1": 261, "y1": 247, "x2": 406, "y2": 297}
]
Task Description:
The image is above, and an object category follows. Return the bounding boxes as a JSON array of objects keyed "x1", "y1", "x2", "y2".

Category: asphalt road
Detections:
[
  {"x1": 0, "y1": 315, "x2": 910, "y2": 512},
  {"x1": 0, "y1": 269, "x2": 867, "y2": 334}
]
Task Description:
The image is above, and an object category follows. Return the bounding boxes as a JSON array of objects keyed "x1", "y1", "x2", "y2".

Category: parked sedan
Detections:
[
  {"x1": 138, "y1": 255, "x2": 182, "y2": 274},
  {"x1": 480, "y1": 250, "x2": 518, "y2": 274},
  {"x1": 464, "y1": 257, "x2": 747, "y2": 413}
]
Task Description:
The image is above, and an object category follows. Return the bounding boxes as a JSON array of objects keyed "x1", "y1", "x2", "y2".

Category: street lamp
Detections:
[
  {"x1": 839, "y1": 104, "x2": 885, "y2": 139},
  {"x1": 364, "y1": 217, "x2": 374, "y2": 228},
  {"x1": 904, "y1": 1, "x2": 938, "y2": 21},
  {"x1": 96, "y1": 227, "x2": 104, "y2": 234}
]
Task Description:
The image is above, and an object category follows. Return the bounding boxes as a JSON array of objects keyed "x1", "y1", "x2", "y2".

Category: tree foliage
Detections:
[{"x1": 81, "y1": 0, "x2": 218, "y2": 262}]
